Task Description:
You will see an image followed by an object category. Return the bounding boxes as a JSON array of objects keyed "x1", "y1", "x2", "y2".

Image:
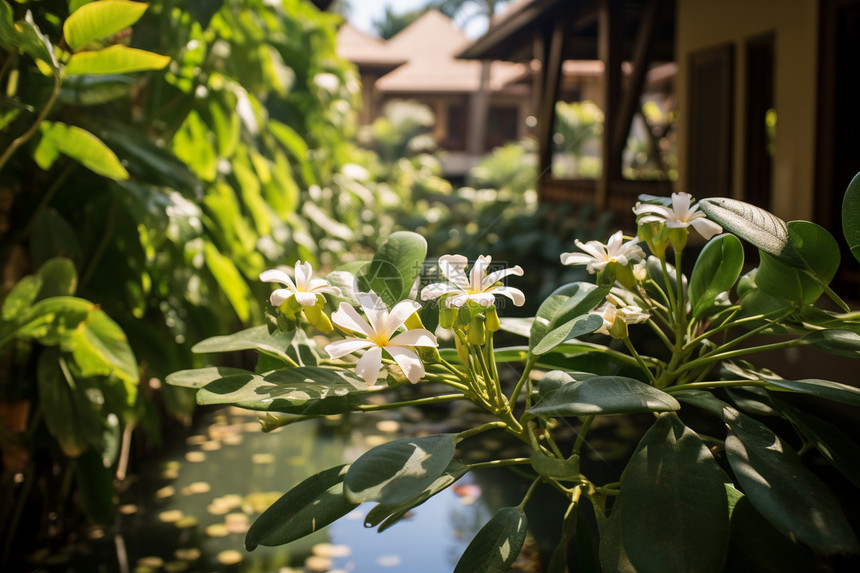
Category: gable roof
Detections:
[
  {"x1": 374, "y1": 10, "x2": 524, "y2": 93},
  {"x1": 336, "y1": 23, "x2": 406, "y2": 69}
]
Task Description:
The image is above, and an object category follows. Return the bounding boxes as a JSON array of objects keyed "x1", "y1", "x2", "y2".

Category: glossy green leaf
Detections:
[
  {"x1": 764, "y1": 375, "x2": 860, "y2": 407},
  {"x1": 726, "y1": 484, "x2": 819, "y2": 571},
  {"x1": 530, "y1": 282, "x2": 609, "y2": 355},
  {"x1": 532, "y1": 313, "x2": 604, "y2": 356},
  {"x1": 69, "y1": 307, "x2": 139, "y2": 385},
  {"x1": 723, "y1": 408, "x2": 860, "y2": 554},
  {"x1": 797, "y1": 329, "x2": 860, "y2": 358},
  {"x1": 37, "y1": 349, "x2": 93, "y2": 458},
  {"x1": 528, "y1": 375, "x2": 680, "y2": 417},
  {"x1": 14, "y1": 296, "x2": 92, "y2": 345},
  {"x1": 15, "y1": 11, "x2": 59, "y2": 70},
  {"x1": 269, "y1": 120, "x2": 317, "y2": 185},
  {"x1": 203, "y1": 242, "x2": 252, "y2": 323},
  {"x1": 620, "y1": 414, "x2": 729, "y2": 573},
  {"x1": 454, "y1": 507, "x2": 528, "y2": 573},
  {"x1": 1, "y1": 275, "x2": 42, "y2": 322},
  {"x1": 777, "y1": 402, "x2": 860, "y2": 488},
  {"x1": 356, "y1": 231, "x2": 427, "y2": 307},
  {"x1": 173, "y1": 110, "x2": 218, "y2": 181},
  {"x1": 688, "y1": 233, "x2": 744, "y2": 317},
  {"x1": 499, "y1": 316, "x2": 533, "y2": 338},
  {"x1": 599, "y1": 498, "x2": 636, "y2": 573},
  {"x1": 65, "y1": 44, "x2": 170, "y2": 75},
  {"x1": 195, "y1": 366, "x2": 382, "y2": 415},
  {"x1": 36, "y1": 122, "x2": 129, "y2": 180},
  {"x1": 245, "y1": 464, "x2": 358, "y2": 550},
  {"x1": 842, "y1": 171, "x2": 860, "y2": 263},
  {"x1": 698, "y1": 197, "x2": 800, "y2": 265},
  {"x1": 344, "y1": 434, "x2": 457, "y2": 506},
  {"x1": 64, "y1": 0, "x2": 149, "y2": 50},
  {"x1": 0, "y1": 1, "x2": 15, "y2": 51},
  {"x1": 35, "y1": 257, "x2": 78, "y2": 299},
  {"x1": 365, "y1": 461, "x2": 468, "y2": 532}
]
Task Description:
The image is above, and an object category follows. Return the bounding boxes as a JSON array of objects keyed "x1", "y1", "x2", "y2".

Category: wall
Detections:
[{"x1": 676, "y1": 0, "x2": 818, "y2": 221}]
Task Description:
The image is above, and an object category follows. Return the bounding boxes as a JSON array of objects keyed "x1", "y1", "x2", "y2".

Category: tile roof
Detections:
[{"x1": 336, "y1": 23, "x2": 406, "y2": 67}]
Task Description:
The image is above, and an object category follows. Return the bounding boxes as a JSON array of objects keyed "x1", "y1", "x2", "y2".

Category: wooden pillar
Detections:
[
  {"x1": 597, "y1": 0, "x2": 622, "y2": 211},
  {"x1": 536, "y1": 20, "x2": 565, "y2": 186}
]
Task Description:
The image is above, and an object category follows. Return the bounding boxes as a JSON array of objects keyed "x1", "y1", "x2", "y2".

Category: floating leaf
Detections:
[
  {"x1": 528, "y1": 375, "x2": 679, "y2": 417},
  {"x1": 245, "y1": 465, "x2": 358, "y2": 550},
  {"x1": 688, "y1": 233, "x2": 744, "y2": 317},
  {"x1": 65, "y1": 44, "x2": 170, "y2": 75},
  {"x1": 344, "y1": 434, "x2": 457, "y2": 506},
  {"x1": 64, "y1": 0, "x2": 149, "y2": 50},
  {"x1": 356, "y1": 231, "x2": 427, "y2": 307},
  {"x1": 620, "y1": 414, "x2": 729, "y2": 573},
  {"x1": 454, "y1": 507, "x2": 528, "y2": 573}
]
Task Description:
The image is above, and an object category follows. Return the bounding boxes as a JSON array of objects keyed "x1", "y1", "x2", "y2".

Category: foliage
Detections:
[
  {"x1": 171, "y1": 181, "x2": 860, "y2": 571},
  {"x1": 0, "y1": 0, "x2": 363, "y2": 555}
]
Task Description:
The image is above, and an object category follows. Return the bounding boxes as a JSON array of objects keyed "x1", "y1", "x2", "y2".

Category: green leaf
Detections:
[
  {"x1": 726, "y1": 484, "x2": 820, "y2": 572},
  {"x1": 203, "y1": 242, "x2": 252, "y2": 323},
  {"x1": 37, "y1": 349, "x2": 94, "y2": 458},
  {"x1": 530, "y1": 282, "x2": 609, "y2": 355},
  {"x1": 365, "y1": 461, "x2": 468, "y2": 532},
  {"x1": 754, "y1": 221, "x2": 841, "y2": 306},
  {"x1": 764, "y1": 375, "x2": 860, "y2": 407},
  {"x1": 2, "y1": 275, "x2": 42, "y2": 322},
  {"x1": 166, "y1": 366, "x2": 255, "y2": 389},
  {"x1": 532, "y1": 314, "x2": 604, "y2": 356},
  {"x1": 723, "y1": 407, "x2": 860, "y2": 554},
  {"x1": 528, "y1": 374, "x2": 680, "y2": 417},
  {"x1": 65, "y1": 44, "x2": 170, "y2": 75},
  {"x1": 74, "y1": 449, "x2": 115, "y2": 524},
  {"x1": 192, "y1": 325, "x2": 295, "y2": 364},
  {"x1": 195, "y1": 366, "x2": 386, "y2": 415},
  {"x1": 14, "y1": 296, "x2": 92, "y2": 345},
  {"x1": 842, "y1": 171, "x2": 860, "y2": 264},
  {"x1": 29, "y1": 211, "x2": 83, "y2": 268},
  {"x1": 69, "y1": 307, "x2": 139, "y2": 385},
  {"x1": 619, "y1": 414, "x2": 729, "y2": 573},
  {"x1": 454, "y1": 507, "x2": 528, "y2": 573},
  {"x1": 797, "y1": 329, "x2": 860, "y2": 358},
  {"x1": 529, "y1": 449, "x2": 580, "y2": 480},
  {"x1": 688, "y1": 233, "x2": 744, "y2": 318},
  {"x1": 269, "y1": 120, "x2": 317, "y2": 185},
  {"x1": 16, "y1": 11, "x2": 59, "y2": 70},
  {"x1": 36, "y1": 122, "x2": 129, "y2": 180},
  {"x1": 777, "y1": 402, "x2": 860, "y2": 488},
  {"x1": 173, "y1": 110, "x2": 217, "y2": 181},
  {"x1": 344, "y1": 434, "x2": 458, "y2": 506},
  {"x1": 64, "y1": 0, "x2": 149, "y2": 50},
  {"x1": 35, "y1": 257, "x2": 78, "y2": 299},
  {"x1": 245, "y1": 464, "x2": 358, "y2": 550},
  {"x1": 356, "y1": 231, "x2": 427, "y2": 307},
  {"x1": 599, "y1": 498, "x2": 636, "y2": 573},
  {"x1": 58, "y1": 74, "x2": 135, "y2": 106},
  {"x1": 0, "y1": 1, "x2": 15, "y2": 51},
  {"x1": 698, "y1": 197, "x2": 800, "y2": 265}
]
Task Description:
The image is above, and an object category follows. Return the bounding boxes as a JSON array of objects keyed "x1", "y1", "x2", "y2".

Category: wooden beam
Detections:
[
  {"x1": 597, "y1": 0, "x2": 622, "y2": 211},
  {"x1": 536, "y1": 19, "x2": 566, "y2": 181},
  {"x1": 612, "y1": 0, "x2": 661, "y2": 153}
]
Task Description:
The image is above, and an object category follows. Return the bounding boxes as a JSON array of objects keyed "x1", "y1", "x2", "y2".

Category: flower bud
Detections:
[
  {"x1": 669, "y1": 227, "x2": 688, "y2": 253},
  {"x1": 303, "y1": 305, "x2": 333, "y2": 334},
  {"x1": 468, "y1": 314, "x2": 487, "y2": 345},
  {"x1": 455, "y1": 332, "x2": 470, "y2": 365},
  {"x1": 438, "y1": 303, "x2": 456, "y2": 328},
  {"x1": 485, "y1": 305, "x2": 501, "y2": 332}
]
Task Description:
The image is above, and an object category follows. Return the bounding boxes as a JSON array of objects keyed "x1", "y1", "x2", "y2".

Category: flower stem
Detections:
[
  {"x1": 517, "y1": 476, "x2": 543, "y2": 510},
  {"x1": 457, "y1": 421, "x2": 509, "y2": 441},
  {"x1": 572, "y1": 415, "x2": 594, "y2": 456},
  {"x1": 467, "y1": 457, "x2": 532, "y2": 471},
  {"x1": 509, "y1": 356, "x2": 536, "y2": 406},
  {"x1": 622, "y1": 338, "x2": 658, "y2": 386},
  {"x1": 356, "y1": 393, "x2": 466, "y2": 411},
  {"x1": 664, "y1": 379, "x2": 770, "y2": 394}
]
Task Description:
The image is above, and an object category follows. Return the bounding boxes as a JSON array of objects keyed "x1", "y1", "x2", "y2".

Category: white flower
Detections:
[
  {"x1": 325, "y1": 292, "x2": 438, "y2": 386},
  {"x1": 591, "y1": 301, "x2": 650, "y2": 336},
  {"x1": 560, "y1": 231, "x2": 645, "y2": 274},
  {"x1": 420, "y1": 255, "x2": 525, "y2": 308},
  {"x1": 633, "y1": 192, "x2": 722, "y2": 240},
  {"x1": 260, "y1": 262, "x2": 342, "y2": 307}
]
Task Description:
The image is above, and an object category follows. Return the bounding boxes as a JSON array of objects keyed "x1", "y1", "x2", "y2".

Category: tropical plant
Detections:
[
  {"x1": 169, "y1": 179, "x2": 860, "y2": 571},
  {"x1": 0, "y1": 0, "x2": 362, "y2": 558}
]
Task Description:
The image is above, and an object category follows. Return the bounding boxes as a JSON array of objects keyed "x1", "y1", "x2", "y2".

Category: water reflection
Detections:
[{"x1": 29, "y1": 406, "x2": 499, "y2": 572}]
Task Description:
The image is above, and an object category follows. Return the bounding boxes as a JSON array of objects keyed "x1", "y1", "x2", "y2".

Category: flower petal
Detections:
[
  {"x1": 357, "y1": 292, "x2": 388, "y2": 336},
  {"x1": 671, "y1": 192, "x2": 693, "y2": 218},
  {"x1": 390, "y1": 328, "x2": 438, "y2": 347},
  {"x1": 325, "y1": 337, "x2": 375, "y2": 359},
  {"x1": 482, "y1": 265, "x2": 523, "y2": 289},
  {"x1": 307, "y1": 278, "x2": 341, "y2": 295},
  {"x1": 355, "y1": 346, "x2": 383, "y2": 386},
  {"x1": 560, "y1": 252, "x2": 597, "y2": 266},
  {"x1": 466, "y1": 292, "x2": 496, "y2": 306},
  {"x1": 421, "y1": 282, "x2": 460, "y2": 301},
  {"x1": 269, "y1": 288, "x2": 293, "y2": 307},
  {"x1": 260, "y1": 269, "x2": 296, "y2": 290},
  {"x1": 294, "y1": 291, "x2": 319, "y2": 307},
  {"x1": 574, "y1": 239, "x2": 607, "y2": 260},
  {"x1": 331, "y1": 302, "x2": 374, "y2": 337},
  {"x1": 469, "y1": 255, "x2": 492, "y2": 292},
  {"x1": 446, "y1": 294, "x2": 470, "y2": 308},
  {"x1": 385, "y1": 346, "x2": 425, "y2": 383},
  {"x1": 294, "y1": 261, "x2": 313, "y2": 289},
  {"x1": 438, "y1": 255, "x2": 470, "y2": 290},
  {"x1": 384, "y1": 300, "x2": 421, "y2": 337},
  {"x1": 632, "y1": 203, "x2": 673, "y2": 218},
  {"x1": 689, "y1": 217, "x2": 723, "y2": 240},
  {"x1": 488, "y1": 286, "x2": 525, "y2": 307}
]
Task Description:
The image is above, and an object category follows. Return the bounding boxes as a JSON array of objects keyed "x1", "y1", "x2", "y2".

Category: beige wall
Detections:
[{"x1": 676, "y1": 0, "x2": 818, "y2": 221}]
